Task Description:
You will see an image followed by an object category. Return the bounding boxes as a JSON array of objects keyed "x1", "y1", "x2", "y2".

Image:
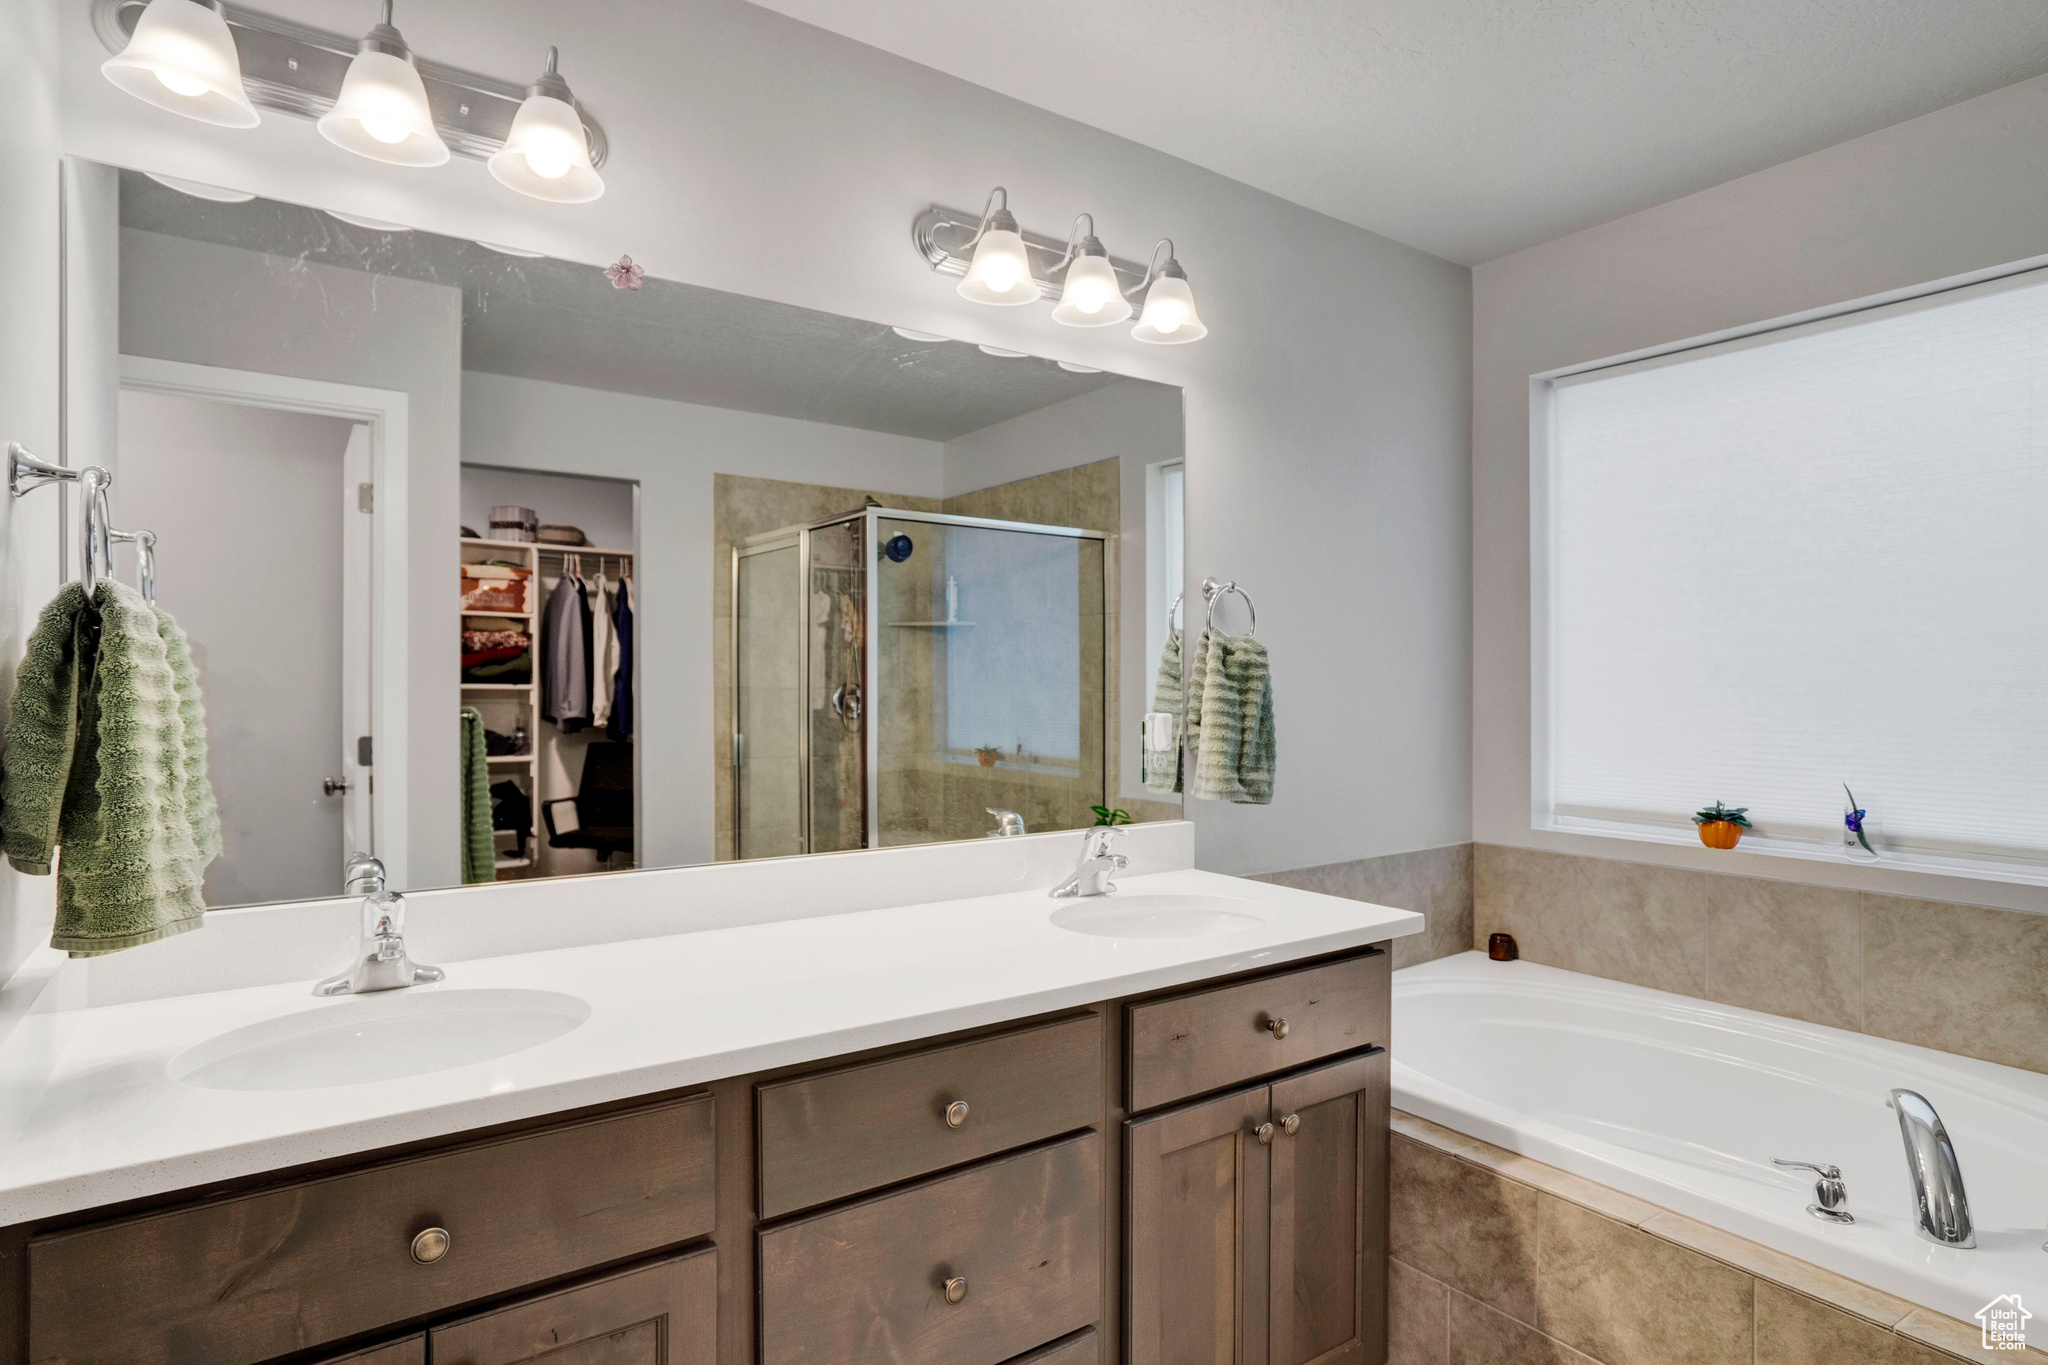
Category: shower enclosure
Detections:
[{"x1": 732, "y1": 508, "x2": 1108, "y2": 858}]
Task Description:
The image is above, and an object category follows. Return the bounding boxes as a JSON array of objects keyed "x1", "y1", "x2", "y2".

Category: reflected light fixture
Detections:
[
  {"x1": 144, "y1": 172, "x2": 255, "y2": 203},
  {"x1": 1050, "y1": 214, "x2": 1133, "y2": 328},
  {"x1": 1130, "y1": 239, "x2": 1207, "y2": 344},
  {"x1": 1057, "y1": 361, "x2": 1103, "y2": 374},
  {"x1": 317, "y1": 0, "x2": 450, "y2": 167},
  {"x1": 956, "y1": 188, "x2": 1036, "y2": 306},
  {"x1": 478, "y1": 240, "x2": 547, "y2": 258},
  {"x1": 101, "y1": 0, "x2": 259, "y2": 128},
  {"x1": 977, "y1": 345, "x2": 1029, "y2": 358},
  {"x1": 488, "y1": 48, "x2": 604, "y2": 203},
  {"x1": 892, "y1": 327, "x2": 951, "y2": 343}
]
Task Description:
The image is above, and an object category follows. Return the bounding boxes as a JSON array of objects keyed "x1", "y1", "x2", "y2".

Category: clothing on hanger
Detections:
[
  {"x1": 586, "y1": 568, "x2": 615, "y2": 729},
  {"x1": 540, "y1": 570, "x2": 589, "y2": 729},
  {"x1": 607, "y1": 575, "x2": 634, "y2": 741}
]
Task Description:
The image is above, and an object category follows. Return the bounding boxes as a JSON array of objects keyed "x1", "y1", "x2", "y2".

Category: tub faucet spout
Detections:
[{"x1": 1889, "y1": 1089, "x2": 1974, "y2": 1248}]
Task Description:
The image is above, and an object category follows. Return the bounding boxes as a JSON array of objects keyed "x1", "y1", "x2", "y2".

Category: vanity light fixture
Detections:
[
  {"x1": 101, "y1": 0, "x2": 259, "y2": 128},
  {"x1": 318, "y1": 0, "x2": 449, "y2": 166},
  {"x1": 488, "y1": 47, "x2": 604, "y2": 203},
  {"x1": 1129, "y1": 240, "x2": 1207, "y2": 345},
  {"x1": 956, "y1": 188, "x2": 1037, "y2": 306},
  {"x1": 144, "y1": 171, "x2": 255, "y2": 202},
  {"x1": 1049, "y1": 214, "x2": 1133, "y2": 328}
]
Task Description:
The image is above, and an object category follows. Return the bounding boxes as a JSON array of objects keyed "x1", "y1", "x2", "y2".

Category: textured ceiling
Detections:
[
  {"x1": 119, "y1": 171, "x2": 1134, "y2": 442},
  {"x1": 744, "y1": 0, "x2": 2048, "y2": 264}
]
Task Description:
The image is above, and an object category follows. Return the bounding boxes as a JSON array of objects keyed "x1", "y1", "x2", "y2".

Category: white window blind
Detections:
[{"x1": 1544, "y1": 268, "x2": 2048, "y2": 867}]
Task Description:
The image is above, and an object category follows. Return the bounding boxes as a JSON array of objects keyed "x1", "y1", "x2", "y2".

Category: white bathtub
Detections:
[{"x1": 1393, "y1": 952, "x2": 2048, "y2": 1348}]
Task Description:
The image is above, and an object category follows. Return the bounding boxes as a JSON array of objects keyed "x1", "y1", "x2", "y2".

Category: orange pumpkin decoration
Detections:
[{"x1": 1698, "y1": 820, "x2": 1743, "y2": 850}]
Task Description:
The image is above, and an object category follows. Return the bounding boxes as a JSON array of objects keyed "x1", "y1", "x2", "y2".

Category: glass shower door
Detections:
[
  {"x1": 872, "y1": 514, "x2": 1106, "y2": 846},
  {"x1": 805, "y1": 517, "x2": 867, "y2": 853}
]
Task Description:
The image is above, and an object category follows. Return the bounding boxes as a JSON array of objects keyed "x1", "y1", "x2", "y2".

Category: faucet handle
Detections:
[
  {"x1": 985, "y1": 808, "x2": 1027, "y2": 838},
  {"x1": 343, "y1": 852, "x2": 386, "y2": 896},
  {"x1": 1773, "y1": 1158, "x2": 1853, "y2": 1223}
]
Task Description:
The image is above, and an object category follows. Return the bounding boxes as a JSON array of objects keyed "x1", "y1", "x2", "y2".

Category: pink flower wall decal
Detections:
[{"x1": 605, "y1": 255, "x2": 644, "y2": 290}]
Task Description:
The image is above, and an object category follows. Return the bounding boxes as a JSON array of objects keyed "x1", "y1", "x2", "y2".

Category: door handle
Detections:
[{"x1": 323, "y1": 777, "x2": 351, "y2": 796}]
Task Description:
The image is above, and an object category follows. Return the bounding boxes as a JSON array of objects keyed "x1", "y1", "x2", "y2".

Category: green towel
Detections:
[
  {"x1": 460, "y1": 706, "x2": 495, "y2": 884},
  {"x1": 1179, "y1": 628, "x2": 1216, "y2": 794},
  {"x1": 1144, "y1": 627, "x2": 1183, "y2": 795},
  {"x1": 1, "y1": 581, "x2": 218, "y2": 955},
  {"x1": 1191, "y1": 631, "x2": 1275, "y2": 806}
]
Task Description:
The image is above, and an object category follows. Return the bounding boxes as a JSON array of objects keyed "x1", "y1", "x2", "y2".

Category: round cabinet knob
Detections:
[
  {"x1": 1281, "y1": 1112, "x2": 1301, "y2": 1136},
  {"x1": 944, "y1": 1275, "x2": 970, "y2": 1305},
  {"x1": 944, "y1": 1100, "x2": 971, "y2": 1129},
  {"x1": 409, "y1": 1227, "x2": 451, "y2": 1265},
  {"x1": 1253, "y1": 1121, "x2": 1275, "y2": 1146},
  {"x1": 1265, "y1": 1016, "x2": 1290, "y2": 1041}
]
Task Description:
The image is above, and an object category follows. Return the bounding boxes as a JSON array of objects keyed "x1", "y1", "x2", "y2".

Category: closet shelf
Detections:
[
  {"x1": 487, "y1": 753, "x2": 534, "y2": 764},
  {"x1": 887, "y1": 621, "x2": 977, "y2": 629},
  {"x1": 463, "y1": 609, "x2": 534, "y2": 620},
  {"x1": 493, "y1": 854, "x2": 533, "y2": 870},
  {"x1": 462, "y1": 682, "x2": 532, "y2": 692}
]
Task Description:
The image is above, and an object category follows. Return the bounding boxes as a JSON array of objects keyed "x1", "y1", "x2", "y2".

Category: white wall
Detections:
[
  {"x1": 1473, "y1": 72, "x2": 2048, "y2": 914},
  {"x1": 118, "y1": 228, "x2": 465, "y2": 891},
  {"x1": 943, "y1": 381, "x2": 1185, "y2": 804},
  {"x1": 0, "y1": 0, "x2": 62, "y2": 986},
  {"x1": 462, "y1": 370, "x2": 943, "y2": 867},
  {"x1": 57, "y1": 0, "x2": 1473, "y2": 878},
  {"x1": 116, "y1": 390, "x2": 358, "y2": 906}
]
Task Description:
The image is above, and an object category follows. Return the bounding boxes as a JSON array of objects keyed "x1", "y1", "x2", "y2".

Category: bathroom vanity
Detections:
[{"x1": 0, "y1": 852, "x2": 1415, "y2": 1365}]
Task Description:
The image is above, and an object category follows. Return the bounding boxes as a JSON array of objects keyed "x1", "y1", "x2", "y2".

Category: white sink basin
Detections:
[
  {"x1": 1049, "y1": 893, "x2": 1270, "y2": 940},
  {"x1": 168, "y1": 988, "x2": 591, "y2": 1092}
]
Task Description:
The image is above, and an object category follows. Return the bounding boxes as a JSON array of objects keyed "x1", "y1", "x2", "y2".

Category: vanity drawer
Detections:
[
  {"x1": 27, "y1": 1094, "x2": 716, "y2": 1365},
  {"x1": 757, "y1": 1131, "x2": 1102, "y2": 1365},
  {"x1": 757, "y1": 1013, "x2": 1102, "y2": 1218},
  {"x1": 1126, "y1": 948, "x2": 1388, "y2": 1112}
]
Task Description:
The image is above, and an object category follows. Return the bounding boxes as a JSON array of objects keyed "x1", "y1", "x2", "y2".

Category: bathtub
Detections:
[{"x1": 1392, "y1": 952, "x2": 2048, "y2": 1348}]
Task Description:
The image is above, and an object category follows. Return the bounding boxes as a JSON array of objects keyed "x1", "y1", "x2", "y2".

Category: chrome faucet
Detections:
[
  {"x1": 1050, "y1": 827, "x2": 1126, "y2": 898},
  {"x1": 316, "y1": 854, "x2": 444, "y2": 996},
  {"x1": 986, "y1": 808, "x2": 1027, "y2": 838},
  {"x1": 1890, "y1": 1089, "x2": 1974, "y2": 1248}
]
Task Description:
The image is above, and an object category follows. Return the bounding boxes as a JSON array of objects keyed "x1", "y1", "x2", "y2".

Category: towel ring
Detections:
[
  {"x1": 1165, "y1": 591, "x2": 1183, "y2": 636},
  {"x1": 1202, "y1": 577, "x2": 1257, "y2": 637},
  {"x1": 109, "y1": 527, "x2": 157, "y2": 602}
]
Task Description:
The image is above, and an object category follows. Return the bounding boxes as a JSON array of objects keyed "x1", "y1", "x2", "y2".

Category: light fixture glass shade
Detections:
[
  {"x1": 144, "y1": 172, "x2": 255, "y2": 202},
  {"x1": 1051, "y1": 250, "x2": 1132, "y2": 327},
  {"x1": 101, "y1": 0, "x2": 258, "y2": 128},
  {"x1": 490, "y1": 94, "x2": 603, "y2": 202},
  {"x1": 318, "y1": 49, "x2": 448, "y2": 166},
  {"x1": 957, "y1": 212, "x2": 1036, "y2": 306},
  {"x1": 1132, "y1": 266, "x2": 1207, "y2": 344}
]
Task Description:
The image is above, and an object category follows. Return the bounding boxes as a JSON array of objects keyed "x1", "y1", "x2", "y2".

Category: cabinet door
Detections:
[
  {"x1": 313, "y1": 1339, "x2": 424, "y2": 1365},
  {"x1": 428, "y1": 1247, "x2": 716, "y2": 1365},
  {"x1": 1125, "y1": 1084, "x2": 1272, "y2": 1365},
  {"x1": 1266, "y1": 1050, "x2": 1388, "y2": 1365}
]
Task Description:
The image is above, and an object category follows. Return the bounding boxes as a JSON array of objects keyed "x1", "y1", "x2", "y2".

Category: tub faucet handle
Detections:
[{"x1": 1772, "y1": 1158, "x2": 1854, "y2": 1224}]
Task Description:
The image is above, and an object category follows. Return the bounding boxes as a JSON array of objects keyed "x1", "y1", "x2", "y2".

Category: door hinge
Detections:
[
  {"x1": 357, "y1": 735, "x2": 374, "y2": 767},
  {"x1": 357, "y1": 482, "x2": 375, "y2": 513},
  {"x1": 734, "y1": 733, "x2": 746, "y2": 768}
]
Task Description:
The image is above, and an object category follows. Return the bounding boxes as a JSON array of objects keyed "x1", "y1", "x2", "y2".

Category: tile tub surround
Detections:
[
  {"x1": 1256, "y1": 842, "x2": 1474, "y2": 970},
  {"x1": 1475, "y1": 843, "x2": 2048, "y2": 1076},
  {"x1": 1389, "y1": 1110, "x2": 2046, "y2": 1365}
]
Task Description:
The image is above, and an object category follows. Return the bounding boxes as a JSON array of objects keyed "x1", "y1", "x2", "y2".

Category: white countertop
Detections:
[{"x1": 0, "y1": 868, "x2": 1420, "y2": 1225}]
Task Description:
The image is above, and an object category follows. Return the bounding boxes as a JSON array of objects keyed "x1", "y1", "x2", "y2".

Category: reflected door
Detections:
[{"x1": 871, "y1": 514, "x2": 1106, "y2": 846}]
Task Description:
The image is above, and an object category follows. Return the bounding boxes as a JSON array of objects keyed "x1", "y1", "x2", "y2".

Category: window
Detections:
[{"x1": 1536, "y1": 266, "x2": 2048, "y2": 878}]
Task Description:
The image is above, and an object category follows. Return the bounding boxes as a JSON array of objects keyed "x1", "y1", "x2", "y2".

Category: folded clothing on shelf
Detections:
[
  {"x1": 463, "y1": 649, "x2": 532, "y2": 684},
  {"x1": 463, "y1": 629, "x2": 531, "y2": 653},
  {"x1": 461, "y1": 562, "x2": 533, "y2": 613}
]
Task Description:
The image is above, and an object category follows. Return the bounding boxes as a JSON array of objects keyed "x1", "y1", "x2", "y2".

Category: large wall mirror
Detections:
[{"x1": 72, "y1": 161, "x2": 1185, "y2": 910}]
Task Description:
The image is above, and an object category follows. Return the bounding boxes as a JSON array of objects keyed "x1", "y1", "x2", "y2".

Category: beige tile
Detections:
[
  {"x1": 1755, "y1": 1284, "x2": 1951, "y2": 1365},
  {"x1": 1389, "y1": 1258, "x2": 1450, "y2": 1365},
  {"x1": 1637, "y1": 1211, "x2": 1914, "y2": 1329},
  {"x1": 1260, "y1": 844, "x2": 1474, "y2": 970},
  {"x1": 1862, "y1": 894, "x2": 2048, "y2": 1074},
  {"x1": 1535, "y1": 1194, "x2": 1752, "y2": 1365},
  {"x1": 1447, "y1": 1289, "x2": 1599, "y2": 1365},
  {"x1": 1391, "y1": 1110, "x2": 1661, "y2": 1227},
  {"x1": 1703, "y1": 875, "x2": 1862, "y2": 1030},
  {"x1": 1390, "y1": 1134, "x2": 1542, "y2": 1322},
  {"x1": 1475, "y1": 845, "x2": 1710, "y2": 997},
  {"x1": 1895, "y1": 1308, "x2": 2048, "y2": 1363}
]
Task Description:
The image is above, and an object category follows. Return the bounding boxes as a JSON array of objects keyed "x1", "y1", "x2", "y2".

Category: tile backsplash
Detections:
[
  {"x1": 1255, "y1": 842, "x2": 1473, "y2": 971},
  {"x1": 1476, "y1": 843, "x2": 2048, "y2": 1077}
]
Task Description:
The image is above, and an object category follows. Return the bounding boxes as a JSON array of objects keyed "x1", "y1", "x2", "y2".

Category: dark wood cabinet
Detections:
[
  {"x1": 428, "y1": 1248, "x2": 716, "y2": 1365},
  {"x1": 312, "y1": 1339, "x2": 424, "y2": 1365},
  {"x1": 1125, "y1": 1048, "x2": 1387, "y2": 1365}
]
